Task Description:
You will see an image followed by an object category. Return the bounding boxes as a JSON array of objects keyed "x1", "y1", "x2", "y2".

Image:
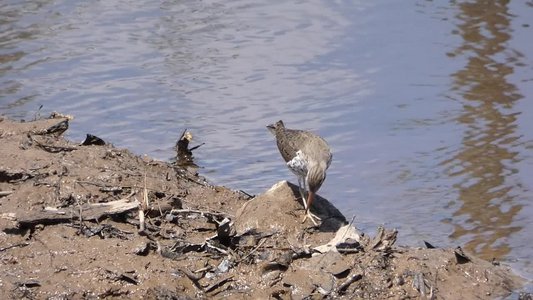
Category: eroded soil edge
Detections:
[{"x1": 0, "y1": 115, "x2": 526, "y2": 299}]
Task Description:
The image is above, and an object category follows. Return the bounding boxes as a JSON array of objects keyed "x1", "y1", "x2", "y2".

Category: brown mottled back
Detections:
[{"x1": 267, "y1": 120, "x2": 332, "y2": 168}]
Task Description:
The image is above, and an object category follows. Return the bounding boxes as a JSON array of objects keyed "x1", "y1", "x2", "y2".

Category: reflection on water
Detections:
[
  {"x1": 445, "y1": 1, "x2": 525, "y2": 259},
  {"x1": 1, "y1": 0, "x2": 533, "y2": 280}
]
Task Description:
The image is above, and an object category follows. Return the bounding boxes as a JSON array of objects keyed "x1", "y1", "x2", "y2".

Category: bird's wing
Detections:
[{"x1": 276, "y1": 129, "x2": 310, "y2": 162}]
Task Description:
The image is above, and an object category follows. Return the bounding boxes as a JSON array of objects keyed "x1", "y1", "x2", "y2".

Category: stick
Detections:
[
  {"x1": 0, "y1": 242, "x2": 30, "y2": 252},
  {"x1": 170, "y1": 209, "x2": 232, "y2": 219},
  {"x1": 17, "y1": 196, "x2": 139, "y2": 227},
  {"x1": 138, "y1": 172, "x2": 149, "y2": 233},
  {"x1": 339, "y1": 215, "x2": 356, "y2": 241},
  {"x1": 238, "y1": 238, "x2": 267, "y2": 263},
  {"x1": 204, "y1": 276, "x2": 234, "y2": 293},
  {"x1": 0, "y1": 191, "x2": 14, "y2": 197},
  {"x1": 336, "y1": 273, "x2": 362, "y2": 293},
  {"x1": 143, "y1": 172, "x2": 149, "y2": 208},
  {"x1": 138, "y1": 208, "x2": 146, "y2": 233},
  {"x1": 177, "y1": 267, "x2": 204, "y2": 290},
  {"x1": 30, "y1": 136, "x2": 77, "y2": 153},
  {"x1": 189, "y1": 143, "x2": 205, "y2": 152}
]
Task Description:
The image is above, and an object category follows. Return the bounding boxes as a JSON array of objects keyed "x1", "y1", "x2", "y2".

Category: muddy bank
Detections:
[{"x1": 0, "y1": 115, "x2": 527, "y2": 299}]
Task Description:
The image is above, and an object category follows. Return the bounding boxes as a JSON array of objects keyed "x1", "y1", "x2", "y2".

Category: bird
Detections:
[{"x1": 267, "y1": 120, "x2": 332, "y2": 225}]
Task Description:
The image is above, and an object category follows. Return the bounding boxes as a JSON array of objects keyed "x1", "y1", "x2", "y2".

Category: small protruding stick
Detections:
[
  {"x1": 176, "y1": 129, "x2": 192, "y2": 156},
  {"x1": 138, "y1": 172, "x2": 149, "y2": 233},
  {"x1": 175, "y1": 129, "x2": 204, "y2": 166}
]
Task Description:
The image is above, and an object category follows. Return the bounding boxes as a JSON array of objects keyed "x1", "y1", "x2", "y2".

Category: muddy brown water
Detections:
[{"x1": 1, "y1": 0, "x2": 533, "y2": 286}]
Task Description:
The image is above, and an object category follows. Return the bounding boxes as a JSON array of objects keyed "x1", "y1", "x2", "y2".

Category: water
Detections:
[{"x1": 1, "y1": 0, "x2": 533, "y2": 283}]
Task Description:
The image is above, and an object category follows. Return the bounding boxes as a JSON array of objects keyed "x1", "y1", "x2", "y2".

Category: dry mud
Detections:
[{"x1": 0, "y1": 115, "x2": 528, "y2": 299}]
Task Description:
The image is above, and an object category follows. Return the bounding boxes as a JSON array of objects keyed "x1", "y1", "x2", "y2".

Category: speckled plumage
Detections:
[{"x1": 267, "y1": 120, "x2": 332, "y2": 225}]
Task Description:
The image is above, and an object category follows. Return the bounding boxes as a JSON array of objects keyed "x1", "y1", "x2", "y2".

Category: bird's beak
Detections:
[{"x1": 266, "y1": 124, "x2": 276, "y2": 135}]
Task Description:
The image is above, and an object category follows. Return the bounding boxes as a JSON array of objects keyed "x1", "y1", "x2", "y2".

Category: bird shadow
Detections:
[{"x1": 285, "y1": 181, "x2": 348, "y2": 233}]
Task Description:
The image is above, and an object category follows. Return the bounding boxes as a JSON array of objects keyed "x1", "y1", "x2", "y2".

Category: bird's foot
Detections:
[{"x1": 302, "y1": 209, "x2": 321, "y2": 226}]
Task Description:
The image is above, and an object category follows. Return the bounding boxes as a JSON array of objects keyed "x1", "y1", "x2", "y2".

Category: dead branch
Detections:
[
  {"x1": 177, "y1": 267, "x2": 204, "y2": 290},
  {"x1": 336, "y1": 273, "x2": 363, "y2": 294},
  {"x1": 237, "y1": 238, "x2": 267, "y2": 263},
  {"x1": 29, "y1": 135, "x2": 77, "y2": 152},
  {"x1": 16, "y1": 197, "x2": 139, "y2": 227},
  {"x1": 204, "y1": 276, "x2": 234, "y2": 294},
  {"x1": 138, "y1": 209, "x2": 146, "y2": 233},
  {"x1": 0, "y1": 190, "x2": 14, "y2": 197},
  {"x1": 169, "y1": 208, "x2": 233, "y2": 220},
  {"x1": 0, "y1": 242, "x2": 30, "y2": 252}
]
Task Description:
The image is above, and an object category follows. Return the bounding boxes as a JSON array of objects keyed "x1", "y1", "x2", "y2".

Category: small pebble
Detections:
[{"x1": 134, "y1": 242, "x2": 150, "y2": 256}]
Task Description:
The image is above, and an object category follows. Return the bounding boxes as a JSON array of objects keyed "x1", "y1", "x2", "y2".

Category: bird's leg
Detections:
[
  {"x1": 302, "y1": 191, "x2": 321, "y2": 226},
  {"x1": 297, "y1": 176, "x2": 307, "y2": 209}
]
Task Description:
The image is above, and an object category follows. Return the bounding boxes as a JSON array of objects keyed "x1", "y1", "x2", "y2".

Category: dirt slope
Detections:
[{"x1": 0, "y1": 115, "x2": 526, "y2": 299}]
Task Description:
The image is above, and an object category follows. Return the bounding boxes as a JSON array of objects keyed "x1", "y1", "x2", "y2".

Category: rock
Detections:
[
  {"x1": 134, "y1": 242, "x2": 150, "y2": 256},
  {"x1": 234, "y1": 181, "x2": 346, "y2": 239},
  {"x1": 314, "y1": 224, "x2": 363, "y2": 254},
  {"x1": 306, "y1": 251, "x2": 351, "y2": 277},
  {"x1": 282, "y1": 268, "x2": 334, "y2": 299}
]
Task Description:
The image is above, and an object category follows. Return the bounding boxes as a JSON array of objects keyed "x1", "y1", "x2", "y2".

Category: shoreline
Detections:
[{"x1": 0, "y1": 114, "x2": 528, "y2": 299}]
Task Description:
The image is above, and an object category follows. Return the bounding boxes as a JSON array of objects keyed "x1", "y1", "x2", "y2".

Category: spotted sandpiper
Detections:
[{"x1": 267, "y1": 120, "x2": 332, "y2": 225}]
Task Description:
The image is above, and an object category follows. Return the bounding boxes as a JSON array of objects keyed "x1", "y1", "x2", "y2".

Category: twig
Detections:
[
  {"x1": 413, "y1": 272, "x2": 426, "y2": 295},
  {"x1": 15, "y1": 280, "x2": 41, "y2": 288},
  {"x1": 117, "y1": 272, "x2": 138, "y2": 285},
  {"x1": 177, "y1": 267, "x2": 204, "y2": 290},
  {"x1": 194, "y1": 266, "x2": 213, "y2": 274},
  {"x1": 138, "y1": 172, "x2": 149, "y2": 233},
  {"x1": 143, "y1": 172, "x2": 149, "y2": 208},
  {"x1": 153, "y1": 194, "x2": 169, "y2": 217},
  {"x1": 238, "y1": 190, "x2": 254, "y2": 199},
  {"x1": 138, "y1": 208, "x2": 146, "y2": 233},
  {"x1": 0, "y1": 190, "x2": 14, "y2": 197},
  {"x1": 337, "y1": 248, "x2": 360, "y2": 254},
  {"x1": 29, "y1": 135, "x2": 76, "y2": 152},
  {"x1": 339, "y1": 215, "x2": 356, "y2": 241},
  {"x1": 189, "y1": 143, "x2": 205, "y2": 152},
  {"x1": 57, "y1": 164, "x2": 65, "y2": 205},
  {"x1": 17, "y1": 194, "x2": 138, "y2": 227},
  {"x1": 33, "y1": 104, "x2": 44, "y2": 121},
  {"x1": 0, "y1": 242, "x2": 30, "y2": 252},
  {"x1": 78, "y1": 198, "x2": 83, "y2": 229},
  {"x1": 205, "y1": 242, "x2": 228, "y2": 255},
  {"x1": 76, "y1": 180, "x2": 118, "y2": 189},
  {"x1": 336, "y1": 273, "x2": 362, "y2": 293},
  {"x1": 155, "y1": 240, "x2": 162, "y2": 256},
  {"x1": 204, "y1": 276, "x2": 234, "y2": 293},
  {"x1": 73, "y1": 171, "x2": 85, "y2": 231},
  {"x1": 237, "y1": 238, "x2": 267, "y2": 263},
  {"x1": 170, "y1": 208, "x2": 233, "y2": 219},
  {"x1": 105, "y1": 269, "x2": 138, "y2": 285},
  {"x1": 76, "y1": 180, "x2": 127, "y2": 189}
]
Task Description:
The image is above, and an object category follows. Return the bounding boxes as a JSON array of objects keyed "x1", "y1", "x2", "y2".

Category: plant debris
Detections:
[{"x1": 0, "y1": 115, "x2": 527, "y2": 299}]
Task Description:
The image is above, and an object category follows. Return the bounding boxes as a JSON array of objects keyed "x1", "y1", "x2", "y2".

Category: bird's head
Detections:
[{"x1": 267, "y1": 120, "x2": 285, "y2": 135}]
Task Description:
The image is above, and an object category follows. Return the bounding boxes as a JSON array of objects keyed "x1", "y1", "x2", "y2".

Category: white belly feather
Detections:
[{"x1": 286, "y1": 150, "x2": 308, "y2": 177}]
